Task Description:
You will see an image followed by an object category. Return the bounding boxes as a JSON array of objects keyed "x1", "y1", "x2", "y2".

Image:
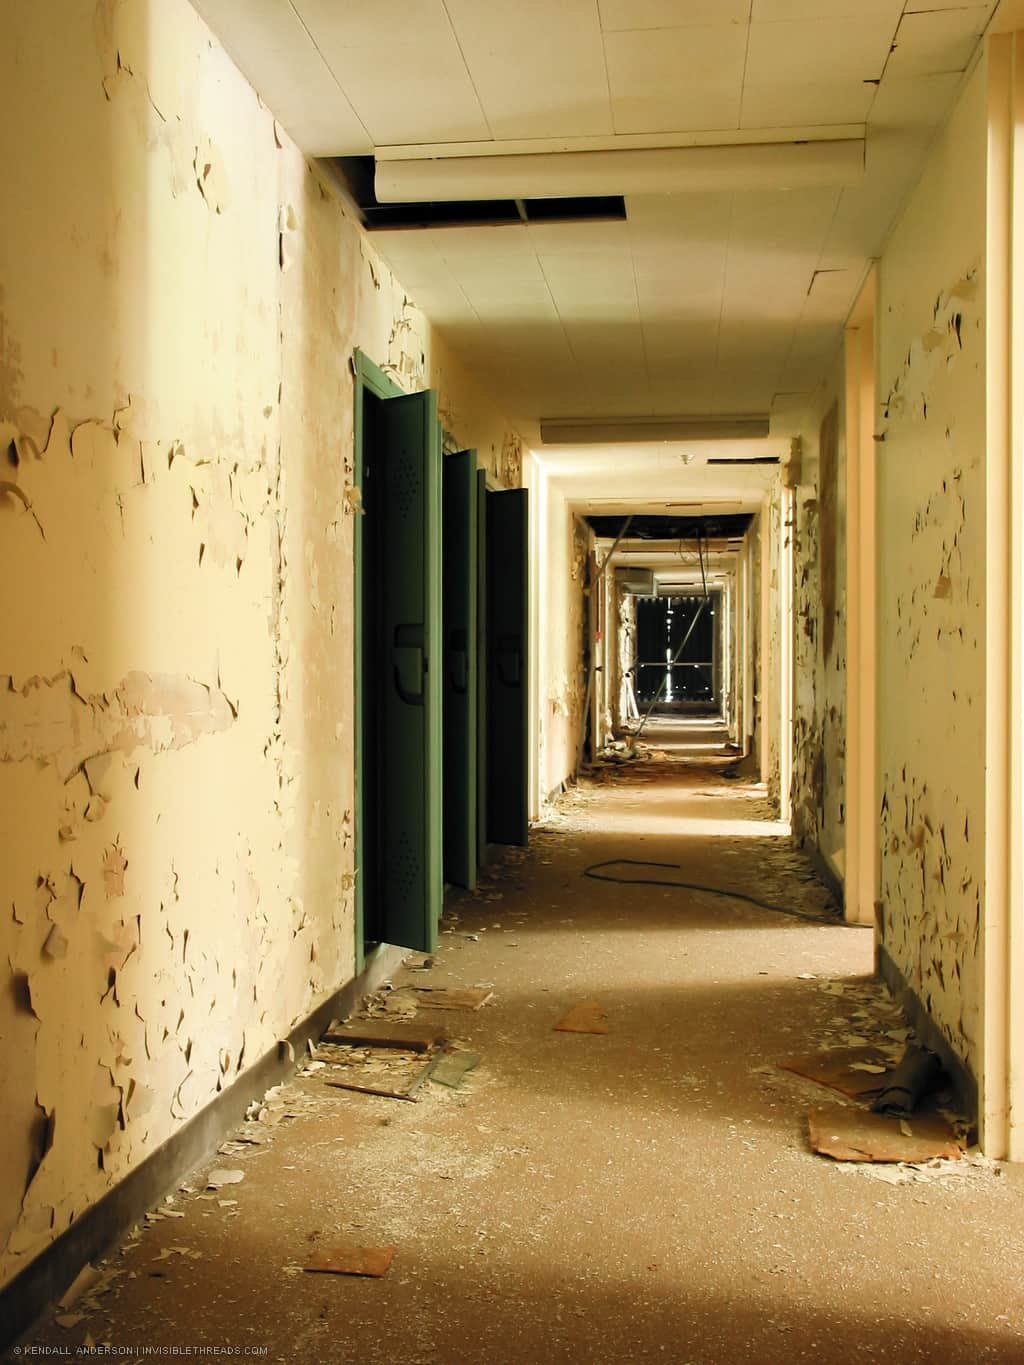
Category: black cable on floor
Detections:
[{"x1": 582, "y1": 858, "x2": 855, "y2": 927}]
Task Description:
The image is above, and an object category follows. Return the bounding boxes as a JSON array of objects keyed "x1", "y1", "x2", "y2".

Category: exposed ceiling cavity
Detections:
[{"x1": 588, "y1": 513, "x2": 754, "y2": 542}]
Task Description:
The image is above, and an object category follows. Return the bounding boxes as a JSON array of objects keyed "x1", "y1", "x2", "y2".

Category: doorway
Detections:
[
  {"x1": 353, "y1": 353, "x2": 531, "y2": 966},
  {"x1": 634, "y1": 592, "x2": 722, "y2": 714}
]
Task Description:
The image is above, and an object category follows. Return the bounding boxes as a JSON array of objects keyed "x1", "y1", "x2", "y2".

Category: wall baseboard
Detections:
[
  {"x1": 1, "y1": 942, "x2": 405, "y2": 1352},
  {"x1": 876, "y1": 943, "x2": 979, "y2": 1137}
]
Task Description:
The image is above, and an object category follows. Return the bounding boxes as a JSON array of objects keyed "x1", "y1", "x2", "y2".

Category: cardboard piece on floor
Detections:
[
  {"x1": 554, "y1": 1001, "x2": 609, "y2": 1034},
  {"x1": 321, "y1": 1021, "x2": 448, "y2": 1052},
  {"x1": 778, "y1": 1047, "x2": 892, "y2": 1100},
  {"x1": 429, "y1": 1049, "x2": 480, "y2": 1089},
  {"x1": 411, "y1": 987, "x2": 493, "y2": 1011},
  {"x1": 304, "y1": 1245, "x2": 395, "y2": 1278},
  {"x1": 807, "y1": 1105, "x2": 964, "y2": 1163}
]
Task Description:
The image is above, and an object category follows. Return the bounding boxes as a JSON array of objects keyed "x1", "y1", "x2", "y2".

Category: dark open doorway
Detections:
[{"x1": 635, "y1": 592, "x2": 721, "y2": 713}]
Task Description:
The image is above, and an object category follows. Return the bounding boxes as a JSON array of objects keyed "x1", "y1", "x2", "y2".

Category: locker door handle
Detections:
[
  {"x1": 449, "y1": 628, "x2": 468, "y2": 694},
  {"x1": 394, "y1": 624, "x2": 426, "y2": 706},
  {"x1": 497, "y1": 634, "x2": 521, "y2": 687}
]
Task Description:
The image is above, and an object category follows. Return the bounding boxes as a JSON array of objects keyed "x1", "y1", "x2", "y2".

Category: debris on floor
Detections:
[
  {"x1": 834, "y1": 1151, "x2": 1002, "y2": 1187},
  {"x1": 807, "y1": 1105, "x2": 964, "y2": 1163},
  {"x1": 358, "y1": 984, "x2": 420, "y2": 1020},
  {"x1": 321, "y1": 1019, "x2": 448, "y2": 1052},
  {"x1": 304, "y1": 1244, "x2": 396, "y2": 1278},
  {"x1": 206, "y1": 1169, "x2": 245, "y2": 1189},
  {"x1": 411, "y1": 986, "x2": 494, "y2": 1011},
  {"x1": 429, "y1": 1048, "x2": 480, "y2": 1090},
  {"x1": 554, "y1": 1001, "x2": 609, "y2": 1034},
  {"x1": 58, "y1": 1264, "x2": 103, "y2": 1310},
  {"x1": 869, "y1": 1043, "x2": 946, "y2": 1116},
  {"x1": 777, "y1": 1047, "x2": 895, "y2": 1100},
  {"x1": 320, "y1": 1044, "x2": 437, "y2": 1102}
]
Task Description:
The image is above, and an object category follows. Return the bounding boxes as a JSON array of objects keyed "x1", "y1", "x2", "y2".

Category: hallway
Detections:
[{"x1": 20, "y1": 749, "x2": 1024, "y2": 1364}]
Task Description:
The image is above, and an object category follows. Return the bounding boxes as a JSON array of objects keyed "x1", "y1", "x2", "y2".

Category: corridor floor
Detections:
[{"x1": 17, "y1": 726, "x2": 1024, "y2": 1364}]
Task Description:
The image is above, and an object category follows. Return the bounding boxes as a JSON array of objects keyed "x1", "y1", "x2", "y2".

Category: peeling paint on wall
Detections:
[
  {"x1": 875, "y1": 61, "x2": 987, "y2": 1077},
  {"x1": 0, "y1": 0, "x2": 525, "y2": 1286},
  {"x1": 791, "y1": 372, "x2": 847, "y2": 878}
]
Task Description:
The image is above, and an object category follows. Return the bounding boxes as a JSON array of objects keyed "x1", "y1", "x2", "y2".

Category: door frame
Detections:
[
  {"x1": 844, "y1": 268, "x2": 879, "y2": 928},
  {"x1": 352, "y1": 349, "x2": 404, "y2": 973}
]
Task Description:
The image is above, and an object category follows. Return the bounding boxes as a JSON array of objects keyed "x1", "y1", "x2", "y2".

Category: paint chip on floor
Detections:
[
  {"x1": 304, "y1": 1244, "x2": 395, "y2": 1278},
  {"x1": 206, "y1": 1169, "x2": 245, "y2": 1189},
  {"x1": 554, "y1": 1001, "x2": 609, "y2": 1034}
]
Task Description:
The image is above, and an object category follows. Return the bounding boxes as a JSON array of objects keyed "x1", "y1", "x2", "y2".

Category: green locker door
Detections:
[
  {"x1": 476, "y1": 469, "x2": 489, "y2": 868},
  {"x1": 442, "y1": 449, "x2": 478, "y2": 890},
  {"x1": 376, "y1": 390, "x2": 443, "y2": 952},
  {"x1": 487, "y1": 488, "x2": 529, "y2": 846}
]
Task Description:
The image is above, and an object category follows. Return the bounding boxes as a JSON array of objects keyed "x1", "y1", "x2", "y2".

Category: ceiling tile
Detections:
[
  {"x1": 727, "y1": 188, "x2": 839, "y2": 252},
  {"x1": 745, "y1": 16, "x2": 893, "y2": 86},
  {"x1": 626, "y1": 192, "x2": 734, "y2": 234},
  {"x1": 740, "y1": 79, "x2": 875, "y2": 127},
  {"x1": 540, "y1": 251, "x2": 637, "y2": 292},
  {"x1": 428, "y1": 225, "x2": 545, "y2": 282},
  {"x1": 598, "y1": 0, "x2": 749, "y2": 29},
  {"x1": 868, "y1": 71, "x2": 966, "y2": 129},
  {"x1": 190, "y1": 0, "x2": 370, "y2": 155},
  {"x1": 294, "y1": 0, "x2": 489, "y2": 144},
  {"x1": 527, "y1": 220, "x2": 632, "y2": 258},
  {"x1": 801, "y1": 267, "x2": 858, "y2": 323},
  {"x1": 553, "y1": 289, "x2": 642, "y2": 325},
  {"x1": 459, "y1": 280, "x2": 557, "y2": 315},
  {"x1": 636, "y1": 269, "x2": 726, "y2": 315},
  {"x1": 886, "y1": 7, "x2": 992, "y2": 77},
  {"x1": 642, "y1": 319, "x2": 721, "y2": 366},
  {"x1": 752, "y1": 0, "x2": 902, "y2": 20},
  {"x1": 444, "y1": 0, "x2": 612, "y2": 138},
  {"x1": 905, "y1": 0, "x2": 995, "y2": 10},
  {"x1": 604, "y1": 26, "x2": 748, "y2": 133},
  {"x1": 369, "y1": 232, "x2": 443, "y2": 289}
]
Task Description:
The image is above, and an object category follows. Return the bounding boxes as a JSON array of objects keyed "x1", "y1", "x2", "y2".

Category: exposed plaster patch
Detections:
[
  {"x1": 194, "y1": 138, "x2": 228, "y2": 214},
  {"x1": 0, "y1": 671, "x2": 236, "y2": 779}
]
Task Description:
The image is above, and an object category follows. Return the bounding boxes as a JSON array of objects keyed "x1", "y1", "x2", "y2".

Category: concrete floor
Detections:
[{"x1": 17, "y1": 723, "x2": 1024, "y2": 1363}]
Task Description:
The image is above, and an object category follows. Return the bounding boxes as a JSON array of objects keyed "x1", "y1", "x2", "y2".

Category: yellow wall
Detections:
[
  {"x1": 527, "y1": 463, "x2": 588, "y2": 804},
  {"x1": 0, "y1": 0, "x2": 522, "y2": 1284},
  {"x1": 791, "y1": 358, "x2": 848, "y2": 882},
  {"x1": 875, "y1": 58, "x2": 988, "y2": 1076}
]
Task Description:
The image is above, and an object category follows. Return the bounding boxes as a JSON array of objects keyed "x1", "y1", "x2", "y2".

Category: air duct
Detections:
[
  {"x1": 374, "y1": 138, "x2": 865, "y2": 203},
  {"x1": 540, "y1": 416, "x2": 770, "y2": 444}
]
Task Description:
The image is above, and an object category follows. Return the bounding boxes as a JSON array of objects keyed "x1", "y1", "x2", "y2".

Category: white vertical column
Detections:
[
  {"x1": 743, "y1": 535, "x2": 754, "y2": 754},
  {"x1": 845, "y1": 269, "x2": 879, "y2": 927},
  {"x1": 983, "y1": 31, "x2": 1024, "y2": 1159},
  {"x1": 780, "y1": 486, "x2": 795, "y2": 826}
]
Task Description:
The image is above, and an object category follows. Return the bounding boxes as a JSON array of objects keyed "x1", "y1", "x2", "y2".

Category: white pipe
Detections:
[{"x1": 375, "y1": 139, "x2": 865, "y2": 203}]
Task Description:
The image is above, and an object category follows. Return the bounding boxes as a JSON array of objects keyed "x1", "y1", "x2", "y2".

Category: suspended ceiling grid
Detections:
[{"x1": 191, "y1": 0, "x2": 998, "y2": 432}]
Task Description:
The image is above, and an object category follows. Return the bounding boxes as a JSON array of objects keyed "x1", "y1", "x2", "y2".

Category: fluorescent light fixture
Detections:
[
  {"x1": 374, "y1": 139, "x2": 864, "y2": 203},
  {"x1": 540, "y1": 417, "x2": 770, "y2": 444}
]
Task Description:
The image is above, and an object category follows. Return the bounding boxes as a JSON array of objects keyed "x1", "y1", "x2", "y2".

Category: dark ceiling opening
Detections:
[
  {"x1": 326, "y1": 157, "x2": 627, "y2": 231},
  {"x1": 587, "y1": 513, "x2": 754, "y2": 541}
]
